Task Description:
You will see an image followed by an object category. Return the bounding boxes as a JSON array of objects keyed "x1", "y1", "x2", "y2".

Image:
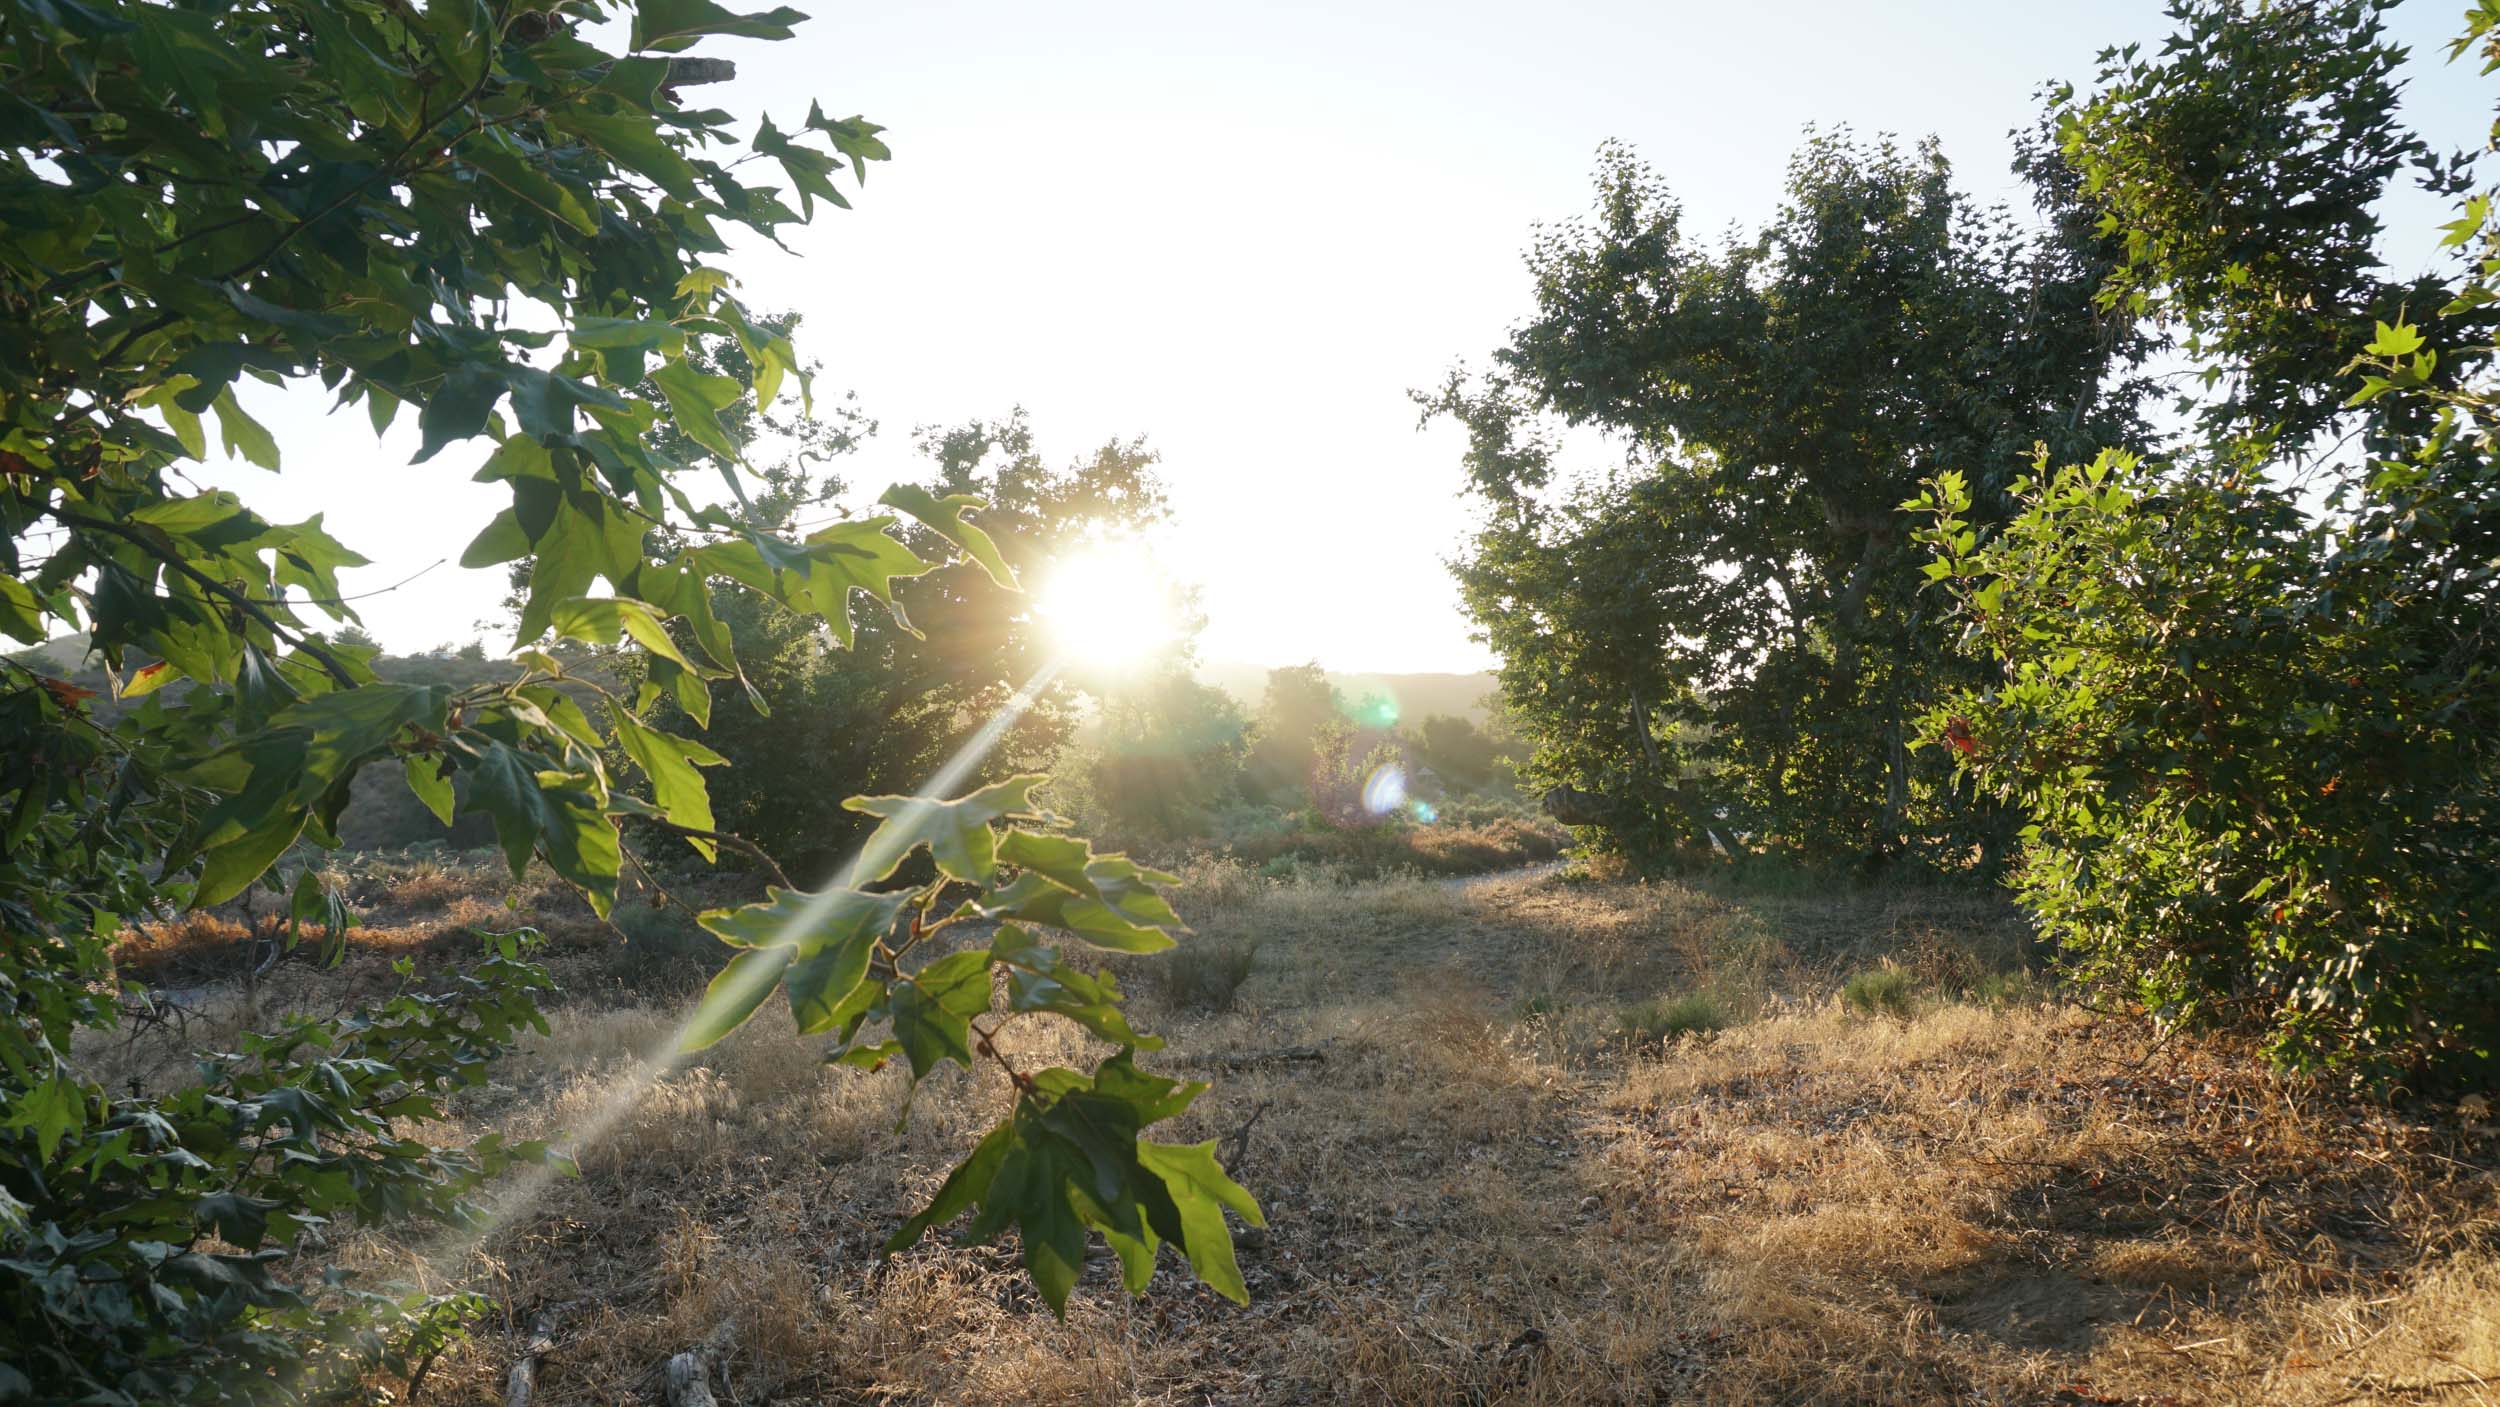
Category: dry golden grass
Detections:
[{"x1": 94, "y1": 860, "x2": 2500, "y2": 1405}]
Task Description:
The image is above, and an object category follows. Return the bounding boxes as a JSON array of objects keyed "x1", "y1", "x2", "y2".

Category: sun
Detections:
[{"x1": 1033, "y1": 538, "x2": 1180, "y2": 675}]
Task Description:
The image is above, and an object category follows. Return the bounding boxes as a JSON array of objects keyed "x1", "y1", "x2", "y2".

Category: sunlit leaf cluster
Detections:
[{"x1": 677, "y1": 778, "x2": 1262, "y2": 1314}]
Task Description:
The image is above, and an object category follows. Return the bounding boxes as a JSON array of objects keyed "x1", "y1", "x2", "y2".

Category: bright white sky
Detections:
[{"x1": 207, "y1": 0, "x2": 2491, "y2": 674}]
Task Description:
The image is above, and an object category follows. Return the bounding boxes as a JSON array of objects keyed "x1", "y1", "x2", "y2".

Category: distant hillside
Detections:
[
  {"x1": 7, "y1": 635, "x2": 527, "y2": 713},
  {"x1": 1195, "y1": 660, "x2": 1500, "y2": 725}
]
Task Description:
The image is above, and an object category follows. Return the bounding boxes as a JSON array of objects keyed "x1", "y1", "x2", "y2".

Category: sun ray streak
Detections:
[{"x1": 295, "y1": 659, "x2": 1067, "y2": 1393}]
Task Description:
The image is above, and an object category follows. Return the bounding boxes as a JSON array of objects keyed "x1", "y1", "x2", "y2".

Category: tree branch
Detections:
[
  {"x1": 638, "y1": 818, "x2": 794, "y2": 889},
  {"x1": 49, "y1": 507, "x2": 360, "y2": 689}
]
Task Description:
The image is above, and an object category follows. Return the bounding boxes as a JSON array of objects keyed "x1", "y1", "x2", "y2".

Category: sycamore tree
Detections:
[{"x1": 0, "y1": 0, "x2": 1252, "y2": 1399}]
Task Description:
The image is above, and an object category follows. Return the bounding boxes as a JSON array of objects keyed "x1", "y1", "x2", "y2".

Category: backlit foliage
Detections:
[{"x1": 0, "y1": 0, "x2": 1247, "y2": 1398}]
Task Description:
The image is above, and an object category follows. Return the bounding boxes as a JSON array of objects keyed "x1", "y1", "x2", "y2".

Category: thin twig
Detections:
[
  {"x1": 245, "y1": 556, "x2": 447, "y2": 608},
  {"x1": 638, "y1": 819, "x2": 794, "y2": 889}
]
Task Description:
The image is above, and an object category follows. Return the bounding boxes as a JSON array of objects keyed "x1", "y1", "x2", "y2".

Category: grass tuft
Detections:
[
  {"x1": 602, "y1": 902, "x2": 732, "y2": 994},
  {"x1": 1840, "y1": 963, "x2": 1918, "y2": 1020},
  {"x1": 1617, "y1": 991, "x2": 1729, "y2": 1045},
  {"x1": 1154, "y1": 937, "x2": 1259, "y2": 1012}
]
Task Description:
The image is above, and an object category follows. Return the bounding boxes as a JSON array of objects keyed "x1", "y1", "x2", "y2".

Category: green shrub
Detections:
[
  {"x1": 1618, "y1": 992, "x2": 1727, "y2": 1044},
  {"x1": 1841, "y1": 966, "x2": 1917, "y2": 1021},
  {"x1": 1516, "y1": 990, "x2": 1571, "y2": 1021},
  {"x1": 1914, "y1": 0, "x2": 2500, "y2": 1090},
  {"x1": 1156, "y1": 939, "x2": 1259, "y2": 1013}
]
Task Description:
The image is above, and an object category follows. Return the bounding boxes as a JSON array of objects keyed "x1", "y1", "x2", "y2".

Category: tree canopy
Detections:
[{"x1": 1429, "y1": 129, "x2": 2146, "y2": 868}]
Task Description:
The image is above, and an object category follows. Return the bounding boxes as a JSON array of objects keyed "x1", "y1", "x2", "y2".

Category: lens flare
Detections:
[
  {"x1": 1034, "y1": 539, "x2": 1176, "y2": 675},
  {"x1": 1361, "y1": 762, "x2": 1407, "y2": 816},
  {"x1": 1341, "y1": 687, "x2": 1399, "y2": 729},
  {"x1": 1409, "y1": 799, "x2": 1438, "y2": 824}
]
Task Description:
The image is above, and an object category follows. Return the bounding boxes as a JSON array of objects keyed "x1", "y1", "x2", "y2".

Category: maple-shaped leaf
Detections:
[
  {"x1": 843, "y1": 775, "x2": 1046, "y2": 884},
  {"x1": 880, "y1": 483, "x2": 1017, "y2": 589}
]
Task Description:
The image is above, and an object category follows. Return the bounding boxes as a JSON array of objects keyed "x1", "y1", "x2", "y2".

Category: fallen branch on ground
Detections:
[
  {"x1": 503, "y1": 1301, "x2": 577, "y2": 1407},
  {"x1": 1179, "y1": 1043, "x2": 1329, "y2": 1072},
  {"x1": 662, "y1": 1317, "x2": 739, "y2": 1407}
]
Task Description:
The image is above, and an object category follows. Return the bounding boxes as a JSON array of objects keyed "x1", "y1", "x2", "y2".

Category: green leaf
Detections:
[
  {"x1": 404, "y1": 753, "x2": 455, "y2": 827},
  {"x1": 461, "y1": 508, "x2": 532, "y2": 568},
  {"x1": 1082, "y1": 1048, "x2": 1208, "y2": 1125},
  {"x1": 570, "y1": 317, "x2": 684, "y2": 383},
  {"x1": 0, "y1": 577, "x2": 48, "y2": 644},
  {"x1": 886, "y1": 1121, "x2": 1011, "y2": 1253},
  {"x1": 982, "y1": 866, "x2": 1181, "y2": 955},
  {"x1": 994, "y1": 926, "x2": 1160, "y2": 1051},
  {"x1": 697, "y1": 884, "x2": 909, "y2": 1037},
  {"x1": 699, "y1": 882, "x2": 908, "y2": 950},
  {"x1": 783, "y1": 937, "x2": 880, "y2": 1035},
  {"x1": 892, "y1": 948, "x2": 992, "y2": 1077},
  {"x1": 415, "y1": 365, "x2": 507, "y2": 462},
  {"x1": 549, "y1": 596, "x2": 700, "y2": 673},
  {"x1": 520, "y1": 685, "x2": 605, "y2": 753},
  {"x1": 195, "y1": 811, "x2": 309, "y2": 907},
  {"x1": 843, "y1": 774, "x2": 1045, "y2": 884},
  {"x1": 194, "y1": 1191, "x2": 279, "y2": 1250},
  {"x1": 225, "y1": 283, "x2": 351, "y2": 339},
  {"x1": 795, "y1": 519, "x2": 938, "y2": 646},
  {"x1": 456, "y1": 740, "x2": 620, "y2": 913},
  {"x1": 212, "y1": 387, "x2": 279, "y2": 470},
  {"x1": 2366, "y1": 320, "x2": 2425, "y2": 357},
  {"x1": 130, "y1": 489, "x2": 259, "y2": 541},
  {"x1": 631, "y1": 0, "x2": 807, "y2": 53},
  {"x1": 680, "y1": 947, "x2": 793, "y2": 1052},
  {"x1": 995, "y1": 829, "x2": 1100, "y2": 894},
  {"x1": 464, "y1": 129, "x2": 601, "y2": 235},
  {"x1": 12, "y1": 1069, "x2": 84, "y2": 1164},
  {"x1": 163, "y1": 395, "x2": 209, "y2": 459},
  {"x1": 651, "y1": 357, "x2": 743, "y2": 462},
  {"x1": 1137, "y1": 1139, "x2": 1263, "y2": 1305},
  {"x1": 611, "y1": 711, "x2": 725, "y2": 858},
  {"x1": 978, "y1": 1132, "x2": 1089, "y2": 1316},
  {"x1": 879, "y1": 483, "x2": 1017, "y2": 588},
  {"x1": 558, "y1": 108, "x2": 704, "y2": 201}
]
